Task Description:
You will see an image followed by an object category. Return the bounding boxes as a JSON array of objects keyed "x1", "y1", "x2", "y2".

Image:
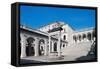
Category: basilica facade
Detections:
[{"x1": 20, "y1": 21, "x2": 95, "y2": 59}]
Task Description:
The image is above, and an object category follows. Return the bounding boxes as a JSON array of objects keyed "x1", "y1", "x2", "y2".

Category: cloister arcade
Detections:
[{"x1": 73, "y1": 29, "x2": 95, "y2": 43}]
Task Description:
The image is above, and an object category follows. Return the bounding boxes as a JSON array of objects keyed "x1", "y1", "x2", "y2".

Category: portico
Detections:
[{"x1": 20, "y1": 25, "x2": 67, "y2": 58}]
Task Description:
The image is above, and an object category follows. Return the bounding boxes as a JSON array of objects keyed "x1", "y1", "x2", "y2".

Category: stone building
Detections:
[{"x1": 20, "y1": 21, "x2": 95, "y2": 59}]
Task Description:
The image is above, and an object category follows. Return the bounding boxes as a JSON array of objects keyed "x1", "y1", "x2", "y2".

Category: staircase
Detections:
[{"x1": 62, "y1": 41, "x2": 92, "y2": 58}]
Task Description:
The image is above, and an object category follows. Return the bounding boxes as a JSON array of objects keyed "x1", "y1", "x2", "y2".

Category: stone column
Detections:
[
  {"x1": 84, "y1": 34, "x2": 87, "y2": 42},
  {"x1": 65, "y1": 43, "x2": 67, "y2": 48},
  {"x1": 21, "y1": 34, "x2": 26, "y2": 58},
  {"x1": 77, "y1": 36, "x2": 79, "y2": 43},
  {"x1": 86, "y1": 34, "x2": 88, "y2": 42},
  {"x1": 34, "y1": 38, "x2": 39, "y2": 56},
  {"x1": 57, "y1": 31, "x2": 61, "y2": 57},
  {"x1": 48, "y1": 35, "x2": 51, "y2": 55},
  {"x1": 51, "y1": 41, "x2": 54, "y2": 52},
  {"x1": 44, "y1": 39, "x2": 48, "y2": 56}
]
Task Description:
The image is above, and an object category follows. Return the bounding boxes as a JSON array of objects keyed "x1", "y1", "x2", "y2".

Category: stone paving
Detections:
[{"x1": 22, "y1": 55, "x2": 76, "y2": 62}]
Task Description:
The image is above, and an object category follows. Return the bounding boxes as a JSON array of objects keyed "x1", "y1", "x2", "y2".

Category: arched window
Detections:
[
  {"x1": 63, "y1": 35, "x2": 66, "y2": 40},
  {"x1": 26, "y1": 37, "x2": 35, "y2": 47}
]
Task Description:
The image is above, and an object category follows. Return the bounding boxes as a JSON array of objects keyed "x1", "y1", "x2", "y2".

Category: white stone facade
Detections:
[{"x1": 20, "y1": 21, "x2": 95, "y2": 59}]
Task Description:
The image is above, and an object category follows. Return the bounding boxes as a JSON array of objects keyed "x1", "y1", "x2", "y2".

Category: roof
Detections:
[
  {"x1": 75, "y1": 27, "x2": 94, "y2": 32},
  {"x1": 38, "y1": 21, "x2": 65, "y2": 29},
  {"x1": 20, "y1": 25, "x2": 49, "y2": 36},
  {"x1": 20, "y1": 25, "x2": 67, "y2": 43}
]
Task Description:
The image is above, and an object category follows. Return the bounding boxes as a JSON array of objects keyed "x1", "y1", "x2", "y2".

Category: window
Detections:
[
  {"x1": 63, "y1": 44, "x2": 65, "y2": 47},
  {"x1": 63, "y1": 35, "x2": 66, "y2": 40}
]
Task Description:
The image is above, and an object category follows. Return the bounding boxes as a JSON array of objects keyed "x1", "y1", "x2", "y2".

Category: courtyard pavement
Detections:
[{"x1": 21, "y1": 55, "x2": 79, "y2": 62}]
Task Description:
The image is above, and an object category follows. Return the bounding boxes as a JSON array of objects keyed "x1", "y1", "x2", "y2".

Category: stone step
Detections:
[{"x1": 62, "y1": 42, "x2": 92, "y2": 57}]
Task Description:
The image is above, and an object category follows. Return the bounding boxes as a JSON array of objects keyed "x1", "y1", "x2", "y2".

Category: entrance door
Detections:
[
  {"x1": 54, "y1": 42, "x2": 57, "y2": 52},
  {"x1": 26, "y1": 37, "x2": 35, "y2": 56}
]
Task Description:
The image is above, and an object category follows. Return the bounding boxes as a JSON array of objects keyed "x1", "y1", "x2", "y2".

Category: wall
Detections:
[{"x1": 0, "y1": 0, "x2": 99, "y2": 69}]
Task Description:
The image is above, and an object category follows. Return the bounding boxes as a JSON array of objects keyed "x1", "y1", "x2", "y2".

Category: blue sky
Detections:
[{"x1": 20, "y1": 5, "x2": 95, "y2": 31}]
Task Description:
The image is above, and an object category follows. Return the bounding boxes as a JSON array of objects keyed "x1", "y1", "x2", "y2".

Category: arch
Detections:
[
  {"x1": 38, "y1": 39, "x2": 45, "y2": 56},
  {"x1": 26, "y1": 37, "x2": 35, "y2": 56},
  {"x1": 73, "y1": 35, "x2": 77, "y2": 42},
  {"x1": 39, "y1": 39, "x2": 45, "y2": 43},
  {"x1": 87, "y1": 32, "x2": 92, "y2": 41},
  {"x1": 26, "y1": 37, "x2": 35, "y2": 44},
  {"x1": 54, "y1": 42, "x2": 57, "y2": 52},
  {"x1": 63, "y1": 35, "x2": 66, "y2": 40},
  {"x1": 82, "y1": 34, "x2": 86, "y2": 39}
]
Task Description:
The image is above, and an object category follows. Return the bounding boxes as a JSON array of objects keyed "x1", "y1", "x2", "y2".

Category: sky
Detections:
[{"x1": 20, "y1": 5, "x2": 96, "y2": 31}]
